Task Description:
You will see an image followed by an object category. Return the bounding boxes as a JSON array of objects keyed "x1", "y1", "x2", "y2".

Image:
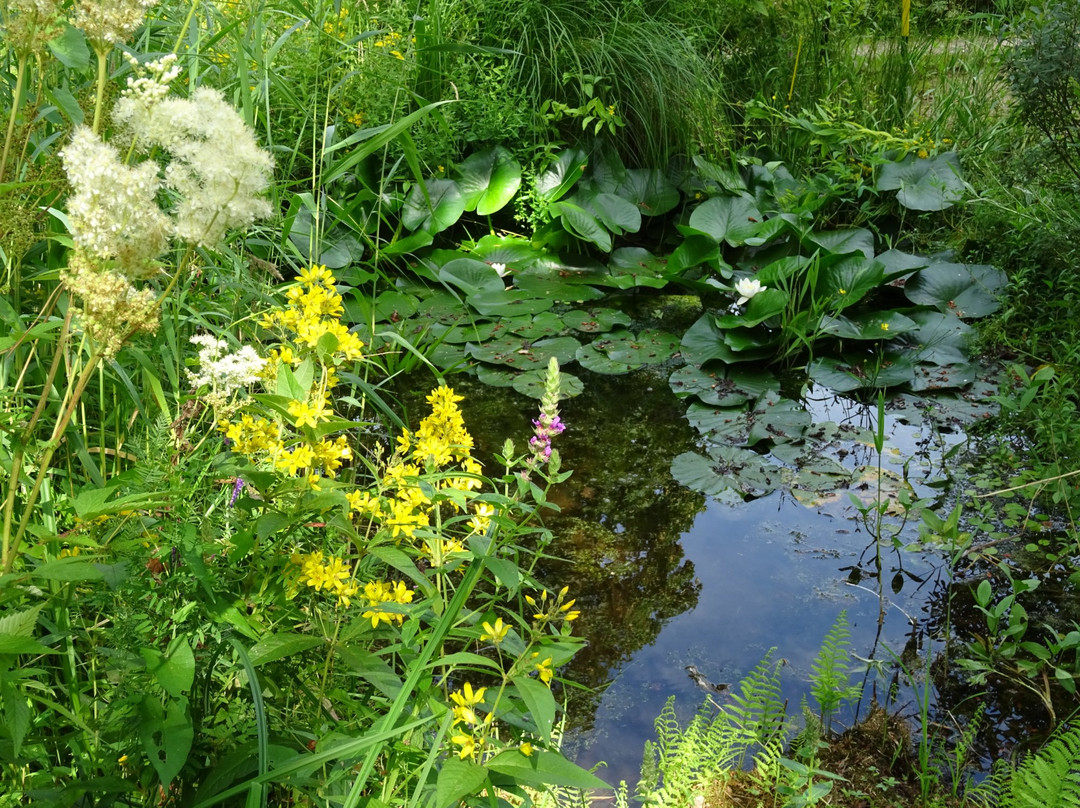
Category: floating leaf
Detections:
[
  {"x1": 616, "y1": 168, "x2": 680, "y2": 216},
  {"x1": 575, "y1": 341, "x2": 638, "y2": 374},
  {"x1": 513, "y1": 272, "x2": 607, "y2": 303},
  {"x1": 466, "y1": 289, "x2": 555, "y2": 317},
  {"x1": 809, "y1": 354, "x2": 916, "y2": 392},
  {"x1": 806, "y1": 227, "x2": 875, "y2": 259},
  {"x1": 429, "y1": 320, "x2": 498, "y2": 344},
  {"x1": 602, "y1": 328, "x2": 680, "y2": 366},
  {"x1": 457, "y1": 146, "x2": 521, "y2": 215},
  {"x1": 818, "y1": 311, "x2": 919, "y2": 340},
  {"x1": 439, "y1": 258, "x2": 506, "y2": 297},
  {"x1": 669, "y1": 235, "x2": 723, "y2": 274},
  {"x1": 372, "y1": 291, "x2": 418, "y2": 322},
  {"x1": 512, "y1": 369, "x2": 584, "y2": 399},
  {"x1": 509, "y1": 311, "x2": 566, "y2": 340},
  {"x1": 536, "y1": 148, "x2": 588, "y2": 202},
  {"x1": 687, "y1": 195, "x2": 763, "y2": 246},
  {"x1": 467, "y1": 335, "x2": 581, "y2": 369},
  {"x1": 671, "y1": 447, "x2": 781, "y2": 501},
  {"x1": 550, "y1": 201, "x2": 612, "y2": 251},
  {"x1": 562, "y1": 308, "x2": 632, "y2": 333},
  {"x1": 669, "y1": 365, "x2": 778, "y2": 406},
  {"x1": 876, "y1": 151, "x2": 965, "y2": 211},
  {"x1": 682, "y1": 315, "x2": 761, "y2": 365},
  {"x1": 401, "y1": 178, "x2": 466, "y2": 234},
  {"x1": 467, "y1": 234, "x2": 544, "y2": 269},
  {"x1": 903, "y1": 263, "x2": 1007, "y2": 318},
  {"x1": 475, "y1": 363, "x2": 518, "y2": 387},
  {"x1": 818, "y1": 255, "x2": 883, "y2": 307},
  {"x1": 714, "y1": 288, "x2": 788, "y2": 329}
]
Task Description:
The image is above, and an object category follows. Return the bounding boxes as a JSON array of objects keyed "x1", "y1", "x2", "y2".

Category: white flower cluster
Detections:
[
  {"x1": 60, "y1": 127, "x2": 171, "y2": 279},
  {"x1": 186, "y1": 334, "x2": 266, "y2": 396},
  {"x1": 113, "y1": 85, "x2": 274, "y2": 247},
  {"x1": 120, "y1": 53, "x2": 181, "y2": 115},
  {"x1": 74, "y1": 0, "x2": 158, "y2": 49}
]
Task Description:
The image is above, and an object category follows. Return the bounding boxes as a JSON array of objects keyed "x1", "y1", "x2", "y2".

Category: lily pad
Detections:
[
  {"x1": 686, "y1": 391, "x2": 810, "y2": 446},
  {"x1": 671, "y1": 446, "x2": 782, "y2": 501},
  {"x1": 467, "y1": 234, "x2": 545, "y2": 269},
  {"x1": 512, "y1": 369, "x2": 584, "y2": 400},
  {"x1": 414, "y1": 290, "x2": 471, "y2": 324},
  {"x1": 669, "y1": 235, "x2": 724, "y2": 275},
  {"x1": 536, "y1": 148, "x2": 589, "y2": 203},
  {"x1": 809, "y1": 354, "x2": 917, "y2": 392},
  {"x1": 428, "y1": 320, "x2": 498, "y2": 344},
  {"x1": 903, "y1": 263, "x2": 1007, "y2": 318},
  {"x1": 475, "y1": 363, "x2": 518, "y2": 388},
  {"x1": 901, "y1": 310, "x2": 972, "y2": 366},
  {"x1": 876, "y1": 151, "x2": 965, "y2": 211},
  {"x1": 818, "y1": 255, "x2": 883, "y2": 308},
  {"x1": 573, "y1": 189, "x2": 642, "y2": 236},
  {"x1": 681, "y1": 315, "x2": 771, "y2": 365},
  {"x1": 466, "y1": 335, "x2": 581, "y2": 370},
  {"x1": 509, "y1": 311, "x2": 566, "y2": 340},
  {"x1": 456, "y1": 146, "x2": 522, "y2": 215},
  {"x1": 562, "y1": 308, "x2": 632, "y2": 333},
  {"x1": 575, "y1": 341, "x2": 639, "y2": 374},
  {"x1": 909, "y1": 361, "x2": 978, "y2": 392},
  {"x1": 818, "y1": 311, "x2": 920, "y2": 340},
  {"x1": 669, "y1": 365, "x2": 778, "y2": 407},
  {"x1": 401, "y1": 178, "x2": 466, "y2": 234},
  {"x1": 439, "y1": 258, "x2": 506, "y2": 297},
  {"x1": 466, "y1": 289, "x2": 555, "y2": 317},
  {"x1": 714, "y1": 288, "x2": 788, "y2": 329},
  {"x1": 428, "y1": 342, "x2": 467, "y2": 370},
  {"x1": 550, "y1": 201, "x2": 613, "y2": 252},
  {"x1": 616, "y1": 168, "x2": 681, "y2": 216},
  {"x1": 603, "y1": 328, "x2": 681, "y2": 366},
  {"x1": 513, "y1": 273, "x2": 607, "y2": 303},
  {"x1": 686, "y1": 195, "x2": 763, "y2": 246},
  {"x1": 806, "y1": 227, "x2": 875, "y2": 260}
]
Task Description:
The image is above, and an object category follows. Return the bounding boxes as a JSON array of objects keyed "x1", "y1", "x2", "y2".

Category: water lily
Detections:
[
  {"x1": 490, "y1": 262, "x2": 509, "y2": 278},
  {"x1": 734, "y1": 277, "x2": 766, "y2": 305}
]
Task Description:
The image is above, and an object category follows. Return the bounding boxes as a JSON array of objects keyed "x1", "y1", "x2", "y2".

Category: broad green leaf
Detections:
[
  {"x1": 0, "y1": 605, "x2": 41, "y2": 638},
  {"x1": 513, "y1": 676, "x2": 556, "y2": 742},
  {"x1": 468, "y1": 234, "x2": 544, "y2": 268},
  {"x1": 141, "y1": 640, "x2": 195, "y2": 698},
  {"x1": 380, "y1": 229, "x2": 435, "y2": 257},
  {"x1": 32, "y1": 557, "x2": 105, "y2": 582},
  {"x1": 467, "y1": 335, "x2": 580, "y2": 369},
  {"x1": 513, "y1": 272, "x2": 607, "y2": 302},
  {"x1": 602, "y1": 329, "x2": 680, "y2": 365},
  {"x1": 818, "y1": 311, "x2": 919, "y2": 340},
  {"x1": 687, "y1": 195, "x2": 762, "y2": 246},
  {"x1": 535, "y1": 148, "x2": 588, "y2": 202},
  {"x1": 512, "y1": 369, "x2": 584, "y2": 399},
  {"x1": 248, "y1": 633, "x2": 324, "y2": 667},
  {"x1": 692, "y1": 155, "x2": 747, "y2": 192},
  {"x1": 715, "y1": 288, "x2": 788, "y2": 329},
  {"x1": 139, "y1": 696, "x2": 193, "y2": 787},
  {"x1": 681, "y1": 315, "x2": 746, "y2": 365},
  {"x1": 806, "y1": 227, "x2": 875, "y2": 259},
  {"x1": 669, "y1": 366, "x2": 778, "y2": 406},
  {"x1": 550, "y1": 201, "x2": 612, "y2": 252},
  {"x1": 562, "y1": 307, "x2": 631, "y2": 333},
  {"x1": 437, "y1": 758, "x2": 490, "y2": 808},
  {"x1": 439, "y1": 258, "x2": 506, "y2": 297},
  {"x1": 475, "y1": 363, "x2": 518, "y2": 387},
  {"x1": 401, "y1": 179, "x2": 466, "y2": 234},
  {"x1": 508, "y1": 311, "x2": 565, "y2": 340},
  {"x1": 0, "y1": 635, "x2": 52, "y2": 654},
  {"x1": 1, "y1": 678, "x2": 30, "y2": 755},
  {"x1": 336, "y1": 646, "x2": 403, "y2": 698},
  {"x1": 670, "y1": 449, "x2": 779, "y2": 502},
  {"x1": 818, "y1": 255, "x2": 883, "y2": 307},
  {"x1": 669, "y1": 235, "x2": 722, "y2": 274},
  {"x1": 579, "y1": 191, "x2": 641, "y2": 235},
  {"x1": 575, "y1": 342, "x2": 638, "y2": 374},
  {"x1": 876, "y1": 151, "x2": 965, "y2": 211},
  {"x1": 457, "y1": 147, "x2": 521, "y2": 215},
  {"x1": 485, "y1": 749, "x2": 608, "y2": 790},
  {"x1": 466, "y1": 289, "x2": 556, "y2": 317},
  {"x1": 616, "y1": 168, "x2": 680, "y2": 216},
  {"x1": 48, "y1": 24, "x2": 90, "y2": 69},
  {"x1": 903, "y1": 263, "x2": 1007, "y2": 318}
]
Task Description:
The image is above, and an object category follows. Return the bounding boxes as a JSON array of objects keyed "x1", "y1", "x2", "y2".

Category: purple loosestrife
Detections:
[{"x1": 527, "y1": 358, "x2": 565, "y2": 468}]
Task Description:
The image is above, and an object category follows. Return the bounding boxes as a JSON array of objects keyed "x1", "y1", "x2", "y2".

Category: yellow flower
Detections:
[
  {"x1": 838, "y1": 288, "x2": 847, "y2": 295},
  {"x1": 533, "y1": 655, "x2": 554, "y2": 686},
  {"x1": 450, "y1": 682, "x2": 487, "y2": 726},
  {"x1": 480, "y1": 617, "x2": 510, "y2": 644},
  {"x1": 452, "y1": 733, "x2": 482, "y2": 760},
  {"x1": 390, "y1": 49, "x2": 404, "y2": 59},
  {"x1": 880, "y1": 322, "x2": 890, "y2": 331},
  {"x1": 288, "y1": 399, "x2": 328, "y2": 429},
  {"x1": 519, "y1": 742, "x2": 534, "y2": 757}
]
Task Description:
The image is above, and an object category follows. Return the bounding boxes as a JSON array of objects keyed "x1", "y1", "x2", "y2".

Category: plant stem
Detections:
[
  {"x1": 0, "y1": 54, "x2": 28, "y2": 184},
  {"x1": 92, "y1": 46, "x2": 110, "y2": 135}
]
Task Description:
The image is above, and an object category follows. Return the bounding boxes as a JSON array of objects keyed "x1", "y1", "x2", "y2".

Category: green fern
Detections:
[
  {"x1": 1003, "y1": 724, "x2": 1080, "y2": 808},
  {"x1": 635, "y1": 651, "x2": 788, "y2": 808},
  {"x1": 810, "y1": 611, "x2": 861, "y2": 734}
]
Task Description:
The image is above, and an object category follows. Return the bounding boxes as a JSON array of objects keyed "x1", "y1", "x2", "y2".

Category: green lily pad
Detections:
[
  {"x1": 754, "y1": 255, "x2": 813, "y2": 286},
  {"x1": 909, "y1": 361, "x2": 978, "y2": 392},
  {"x1": 685, "y1": 402, "x2": 751, "y2": 442},
  {"x1": 467, "y1": 235, "x2": 545, "y2": 269},
  {"x1": 616, "y1": 168, "x2": 680, "y2": 217},
  {"x1": 429, "y1": 320, "x2": 498, "y2": 344},
  {"x1": 876, "y1": 249, "x2": 930, "y2": 280},
  {"x1": 685, "y1": 391, "x2": 810, "y2": 446},
  {"x1": 466, "y1": 289, "x2": 555, "y2": 317},
  {"x1": 671, "y1": 446, "x2": 782, "y2": 501},
  {"x1": 589, "y1": 147, "x2": 628, "y2": 193},
  {"x1": 681, "y1": 315, "x2": 772, "y2": 365},
  {"x1": 714, "y1": 288, "x2": 788, "y2": 329},
  {"x1": 513, "y1": 273, "x2": 607, "y2": 303},
  {"x1": 509, "y1": 311, "x2": 566, "y2": 340},
  {"x1": 549, "y1": 200, "x2": 612, "y2": 251},
  {"x1": 686, "y1": 195, "x2": 763, "y2": 246},
  {"x1": 475, "y1": 363, "x2": 518, "y2": 387},
  {"x1": 415, "y1": 290, "x2": 471, "y2": 324},
  {"x1": 876, "y1": 151, "x2": 965, "y2": 211},
  {"x1": 572, "y1": 189, "x2": 642, "y2": 236},
  {"x1": 903, "y1": 263, "x2": 1007, "y2": 318},
  {"x1": 669, "y1": 235, "x2": 724, "y2": 275},
  {"x1": 429, "y1": 342, "x2": 468, "y2": 370},
  {"x1": 562, "y1": 308, "x2": 632, "y2": 333},
  {"x1": 401, "y1": 178, "x2": 466, "y2": 234},
  {"x1": 818, "y1": 255, "x2": 884, "y2": 308},
  {"x1": 669, "y1": 365, "x2": 779, "y2": 406},
  {"x1": 575, "y1": 341, "x2": 638, "y2": 374},
  {"x1": 603, "y1": 328, "x2": 681, "y2": 365},
  {"x1": 806, "y1": 227, "x2": 875, "y2": 259},
  {"x1": 439, "y1": 258, "x2": 506, "y2": 297},
  {"x1": 536, "y1": 148, "x2": 588, "y2": 203},
  {"x1": 512, "y1": 369, "x2": 584, "y2": 400},
  {"x1": 808, "y1": 353, "x2": 917, "y2": 392},
  {"x1": 467, "y1": 335, "x2": 581, "y2": 370},
  {"x1": 456, "y1": 146, "x2": 522, "y2": 215},
  {"x1": 818, "y1": 311, "x2": 920, "y2": 340},
  {"x1": 692, "y1": 155, "x2": 747, "y2": 193},
  {"x1": 901, "y1": 309, "x2": 971, "y2": 366}
]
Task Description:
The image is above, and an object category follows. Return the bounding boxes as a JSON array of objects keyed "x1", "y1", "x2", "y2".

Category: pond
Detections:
[{"x1": 439, "y1": 362, "x2": 1010, "y2": 788}]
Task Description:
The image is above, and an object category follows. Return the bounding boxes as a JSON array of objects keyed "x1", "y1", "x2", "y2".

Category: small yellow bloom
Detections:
[
  {"x1": 880, "y1": 322, "x2": 890, "y2": 331},
  {"x1": 838, "y1": 288, "x2": 847, "y2": 295},
  {"x1": 520, "y1": 742, "x2": 534, "y2": 757},
  {"x1": 480, "y1": 617, "x2": 510, "y2": 644},
  {"x1": 390, "y1": 49, "x2": 404, "y2": 59}
]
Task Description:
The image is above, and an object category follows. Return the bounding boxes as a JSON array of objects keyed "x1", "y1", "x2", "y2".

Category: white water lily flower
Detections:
[
  {"x1": 491, "y1": 262, "x2": 509, "y2": 278},
  {"x1": 734, "y1": 277, "x2": 766, "y2": 305}
]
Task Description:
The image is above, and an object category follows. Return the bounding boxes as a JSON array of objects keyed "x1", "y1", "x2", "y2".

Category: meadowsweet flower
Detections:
[
  {"x1": 734, "y1": 277, "x2": 766, "y2": 305},
  {"x1": 74, "y1": 0, "x2": 158, "y2": 49},
  {"x1": 4, "y1": 0, "x2": 65, "y2": 56},
  {"x1": 187, "y1": 334, "x2": 266, "y2": 400},
  {"x1": 60, "y1": 254, "x2": 160, "y2": 356},
  {"x1": 61, "y1": 127, "x2": 171, "y2": 279}
]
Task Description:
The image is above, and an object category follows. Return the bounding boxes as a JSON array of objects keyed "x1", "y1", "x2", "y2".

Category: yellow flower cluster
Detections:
[
  {"x1": 347, "y1": 387, "x2": 492, "y2": 547},
  {"x1": 361, "y1": 580, "x2": 415, "y2": 627},
  {"x1": 292, "y1": 551, "x2": 358, "y2": 606},
  {"x1": 262, "y1": 265, "x2": 364, "y2": 363},
  {"x1": 322, "y1": 6, "x2": 349, "y2": 37}
]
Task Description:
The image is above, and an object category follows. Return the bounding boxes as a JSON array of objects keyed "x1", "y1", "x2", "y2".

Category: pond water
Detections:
[{"x1": 441, "y1": 365, "x2": 1004, "y2": 787}]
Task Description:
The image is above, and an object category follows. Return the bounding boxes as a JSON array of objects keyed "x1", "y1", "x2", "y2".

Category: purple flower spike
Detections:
[{"x1": 230, "y1": 476, "x2": 244, "y2": 506}]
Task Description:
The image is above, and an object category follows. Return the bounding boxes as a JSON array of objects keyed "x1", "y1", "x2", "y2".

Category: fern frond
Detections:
[{"x1": 1004, "y1": 723, "x2": 1080, "y2": 808}]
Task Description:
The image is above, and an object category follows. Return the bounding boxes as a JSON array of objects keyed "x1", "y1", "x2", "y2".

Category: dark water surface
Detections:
[{"x1": 446, "y1": 368, "x2": 986, "y2": 787}]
